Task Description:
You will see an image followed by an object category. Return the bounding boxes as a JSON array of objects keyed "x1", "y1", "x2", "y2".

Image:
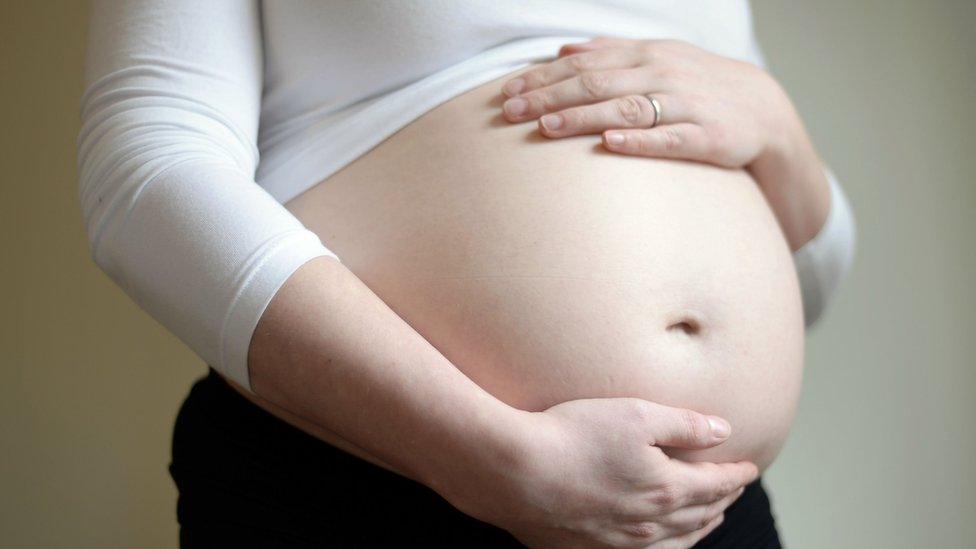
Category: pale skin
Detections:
[
  {"x1": 239, "y1": 37, "x2": 829, "y2": 548},
  {"x1": 503, "y1": 37, "x2": 831, "y2": 253}
]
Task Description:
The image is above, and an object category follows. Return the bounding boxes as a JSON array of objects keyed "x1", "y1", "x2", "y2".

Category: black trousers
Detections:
[{"x1": 170, "y1": 368, "x2": 782, "y2": 548}]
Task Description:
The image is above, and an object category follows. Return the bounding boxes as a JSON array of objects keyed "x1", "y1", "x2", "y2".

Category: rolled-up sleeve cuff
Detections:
[{"x1": 220, "y1": 231, "x2": 339, "y2": 392}]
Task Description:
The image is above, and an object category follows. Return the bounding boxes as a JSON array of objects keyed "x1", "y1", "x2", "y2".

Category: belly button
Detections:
[{"x1": 665, "y1": 311, "x2": 705, "y2": 337}]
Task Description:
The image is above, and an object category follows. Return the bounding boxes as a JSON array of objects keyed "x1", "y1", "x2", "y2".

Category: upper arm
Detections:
[
  {"x1": 80, "y1": 0, "x2": 262, "y2": 233},
  {"x1": 78, "y1": 0, "x2": 337, "y2": 390}
]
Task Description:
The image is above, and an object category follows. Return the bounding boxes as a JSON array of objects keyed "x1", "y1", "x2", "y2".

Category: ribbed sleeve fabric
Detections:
[
  {"x1": 76, "y1": 0, "x2": 338, "y2": 392},
  {"x1": 792, "y1": 168, "x2": 857, "y2": 327}
]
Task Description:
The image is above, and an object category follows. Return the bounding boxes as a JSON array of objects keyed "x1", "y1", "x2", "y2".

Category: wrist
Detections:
[
  {"x1": 752, "y1": 94, "x2": 832, "y2": 250},
  {"x1": 419, "y1": 397, "x2": 537, "y2": 521}
]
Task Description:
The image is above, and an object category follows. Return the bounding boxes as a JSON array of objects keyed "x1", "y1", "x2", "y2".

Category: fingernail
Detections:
[
  {"x1": 540, "y1": 114, "x2": 563, "y2": 131},
  {"x1": 605, "y1": 132, "x2": 625, "y2": 147},
  {"x1": 503, "y1": 78, "x2": 525, "y2": 97},
  {"x1": 504, "y1": 97, "x2": 527, "y2": 117},
  {"x1": 707, "y1": 416, "x2": 731, "y2": 439}
]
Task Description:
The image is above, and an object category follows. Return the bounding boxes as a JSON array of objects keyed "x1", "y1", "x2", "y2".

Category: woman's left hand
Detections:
[
  {"x1": 500, "y1": 36, "x2": 832, "y2": 251},
  {"x1": 502, "y1": 36, "x2": 794, "y2": 167}
]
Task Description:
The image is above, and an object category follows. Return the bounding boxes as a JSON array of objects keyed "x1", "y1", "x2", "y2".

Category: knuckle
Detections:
[
  {"x1": 536, "y1": 90, "x2": 559, "y2": 113},
  {"x1": 679, "y1": 409, "x2": 705, "y2": 441},
  {"x1": 615, "y1": 96, "x2": 647, "y2": 126},
  {"x1": 723, "y1": 475, "x2": 740, "y2": 495},
  {"x1": 639, "y1": 40, "x2": 659, "y2": 55},
  {"x1": 715, "y1": 475, "x2": 736, "y2": 499},
  {"x1": 561, "y1": 108, "x2": 583, "y2": 129},
  {"x1": 567, "y1": 53, "x2": 593, "y2": 74},
  {"x1": 650, "y1": 483, "x2": 680, "y2": 510},
  {"x1": 636, "y1": 133, "x2": 656, "y2": 156},
  {"x1": 623, "y1": 521, "x2": 658, "y2": 540},
  {"x1": 656, "y1": 64, "x2": 686, "y2": 85},
  {"x1": 698, "y1": 508, "x2": 714, "y2": 530},
  {"x1": 661, "y1": 126, "x2": 684, "y2": 153},
  {"x1": 520, "y1": 72, "x2": 541, "y2": 90},
  {"x1": 627, "y1": 399, "x2": 652, "y2": 423},
  {"x1": 640, "y1": 46, "x2": 659, "y2": 64},
  {"x1": 579, "y1": 71, "x2": 610, "y2": 99}
]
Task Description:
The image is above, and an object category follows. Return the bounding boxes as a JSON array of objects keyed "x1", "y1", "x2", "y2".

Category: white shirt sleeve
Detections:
[
  {"x1": 76, "y1": 0, "x2": 339, "y2": 392},
  {"x1": 793, "y1": 167, "x2": 857, "y2": 327}
]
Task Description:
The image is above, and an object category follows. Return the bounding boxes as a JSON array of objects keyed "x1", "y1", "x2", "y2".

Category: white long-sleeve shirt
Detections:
[{"x1": 78, "y1": 0, "x2": 855, "y2": 392}]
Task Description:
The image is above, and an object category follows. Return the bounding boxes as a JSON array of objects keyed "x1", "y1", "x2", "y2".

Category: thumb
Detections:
[{"x1": 644, "y1": 403, "x2": 732, "y2": 449}]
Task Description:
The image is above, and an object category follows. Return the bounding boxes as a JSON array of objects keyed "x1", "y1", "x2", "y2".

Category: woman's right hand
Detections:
[{"x1": 455, "y1": 397, "x2": 758, "y2": 548}]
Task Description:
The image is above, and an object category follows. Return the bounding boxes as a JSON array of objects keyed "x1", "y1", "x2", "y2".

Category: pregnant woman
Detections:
[{"x1": 77, "y1": 1, "x2": 855, "y2": 547}]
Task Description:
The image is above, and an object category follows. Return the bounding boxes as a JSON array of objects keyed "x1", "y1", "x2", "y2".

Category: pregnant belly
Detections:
[{"x1": 285, "y1": 66, "x2": 804, "y2": 471}]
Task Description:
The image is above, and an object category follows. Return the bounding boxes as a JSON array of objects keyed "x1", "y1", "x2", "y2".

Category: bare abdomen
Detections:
[{"x1": 286, "y1": 66, "x2": 804, "y2": 471}]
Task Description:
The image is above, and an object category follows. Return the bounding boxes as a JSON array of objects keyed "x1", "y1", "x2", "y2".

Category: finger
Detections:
[
  {"x1": 669, "y1": 460, "x2": 759, "y2": 507},
  {"x1": 602, "y1": 124, "x2": 712, "y2": 162},
  {"x1": 539, "y1": 94, "x2": 691, "y2": 138},
  {"x1": 503, "y1": 67, "x2": 660, "y2": 122},
  {"x1": 658, "y1": 486, "x2": 744, "y2": 535},
  {"x1": 558, "y1": 36, "x2": 642, "y2": 57},
  {"x1": 641, "y1": 402, "x2": 732, "y2": 449},
  {"x1": 648, "y1": 513, "x2": 724, "y2": 549},
  {"x1": 503, "y1": 47, "x2": 644, "y2": 97}
]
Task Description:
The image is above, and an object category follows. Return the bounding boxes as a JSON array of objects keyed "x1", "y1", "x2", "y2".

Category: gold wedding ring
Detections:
[{"x1": 645, "y1": 94, "x2": 662, "y2": 128}]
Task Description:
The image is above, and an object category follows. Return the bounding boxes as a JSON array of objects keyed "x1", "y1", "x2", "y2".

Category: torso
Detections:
[{"x1": 258, "y1": 65, "x2": 804, "y2": 471}]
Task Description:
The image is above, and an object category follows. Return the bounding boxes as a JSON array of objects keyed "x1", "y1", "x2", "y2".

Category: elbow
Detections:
[{"x1": 75, "y1": 98, "x2": 256, "y2": 279}]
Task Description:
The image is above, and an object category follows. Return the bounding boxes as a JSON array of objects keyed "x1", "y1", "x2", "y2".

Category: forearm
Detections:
[
  {"x1": 224, "y1": 377, "x2": 402, "y2": 474},
  {"x1": 749, "y1": 95, "x2": 832, "y2": 252},
  {"x1": 244, "y1": 255, "x2": 528, "y2": 505}
]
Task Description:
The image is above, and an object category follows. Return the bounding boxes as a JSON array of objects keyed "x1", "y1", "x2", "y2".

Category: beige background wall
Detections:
[
  {"x1": 752, "y1": 2, "x2": 976, "y2": 548},
  {"x1": 2, "y1": 1, "x2": 973, "y2": 547}
]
